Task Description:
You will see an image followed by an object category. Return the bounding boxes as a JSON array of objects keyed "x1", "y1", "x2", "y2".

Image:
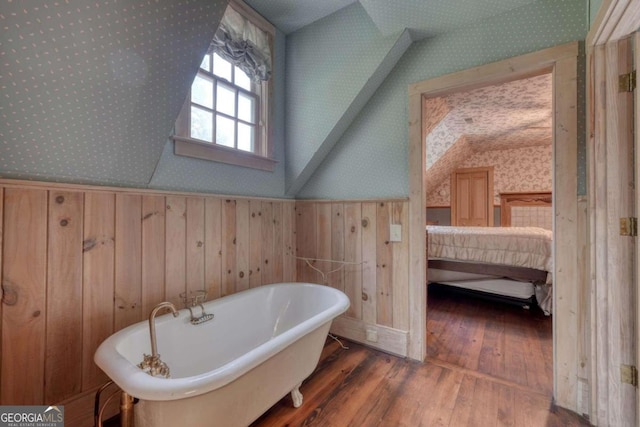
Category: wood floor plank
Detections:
[
  {"x1": 428, "y1": 285, "x2": 553, "y2": 395},
  {"x1": 251, "y1": 338, "x2": 589, "y2": 427},
  {"x1": 448, "y1": 375, "x2": 477, "y2": 427},
  {"x1": 257, "y1": 286, "x2": 580, "y2": 427}
]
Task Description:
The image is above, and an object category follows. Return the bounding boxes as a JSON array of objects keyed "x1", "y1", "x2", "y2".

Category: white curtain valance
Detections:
[{"x1": 210, "y1": 5, "x2": 272, "y2": 82}]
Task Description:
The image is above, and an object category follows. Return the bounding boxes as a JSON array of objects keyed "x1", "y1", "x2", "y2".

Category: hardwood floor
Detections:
[
  {"x1": 106, "y1": 285, "x2": 586, "y2": 426},
  {"x1": 427, "y1": 283, "x2": 553, "y2": 395},
  {"x1": 253, "y1": 288, "x2": 588, "y2": 426}
]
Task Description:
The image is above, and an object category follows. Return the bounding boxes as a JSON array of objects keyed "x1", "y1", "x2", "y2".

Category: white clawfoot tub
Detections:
[{"x1": 95, "y1": 283, "x2": 349, "y2": 427}]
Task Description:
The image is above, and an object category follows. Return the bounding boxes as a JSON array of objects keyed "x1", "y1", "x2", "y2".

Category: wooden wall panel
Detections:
[
  {"x1": 221, "y1": 199, "x2": 237, "y2": 297},
  {"x1": 361, "y1": 203, "x2": 378, "y2": 325},
  {"x1": 82, "y1": 192, "x2": 115, "y2": 391},
  {"x1": 331, "y1": 203, "x2": 345, "y2": 292},
  {"x1": 281, "y1": 202, "x2": 295, "y2": 282},
  {"x1": 376, "y1": 202, "x2": 393, "y2": 327},
  {"x1": 316, "y1": 203, "x2": 332, "y2": 285},
  {"x1": 46, "y1": 191, "x2": 83, "y2": 403},
  {"x1": 295, "y1": 203, "x2": 317, "y2": 283},
  {"x1": 392, "y1": 202, "x2": 410, "y2": 331},
  {"x1": 165, "y1": 196, "x2": 186, "y2": 307},
  {"x1": 141, "y1": 195, "x2": 165, "y2": 315},
  {"x1": 115, "y1": 194, "x2": 142, "y2": 331},
  {"x1": 1, "y1": 189, "x2": 48, "y2": 404},
  {"x1": 261, "y1": 202, "x2": 274, "y2": 285},
  {"x1": 186, "y1": 197, "x2": 205, "y2": 295},
  {"x1": 294, "y1": 200, "x2": 410, "y2": 356},
  {"x1": 249, "y1": 201, "x2": 263, "y2": 288},
  {"x1": 344, "y1": 203, "x2": 362, "y2": 319},
  {"x1": 235, "y1": 200, "x2": 250, "y2": 292},
  {"x1": 0, "y1": 180, "x2": 295, "y2": 421},
  {"x1": 205, "y1": 198, "x2": 222, "y2": 300}
]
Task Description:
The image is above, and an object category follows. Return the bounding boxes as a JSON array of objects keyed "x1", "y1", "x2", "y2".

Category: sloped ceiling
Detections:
[
  {"x1": 0, "y1": 0, "x2": 227, "y2": 186},
  {"x1": 425, "y1": 73, "x2": 552, "y2": 192},
  {"x1": 248, "y1": 0, "x2": 541, "y2": 37},
  {"x1": 245, "y1": 0, "x2": 358, "y2": 34}
]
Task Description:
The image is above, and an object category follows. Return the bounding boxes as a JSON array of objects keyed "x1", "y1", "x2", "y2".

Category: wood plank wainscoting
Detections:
[
  {"x1": 295, "y1": 200, "x2": 411, "y2": 356},
  {"x1": 0, "y1": 180, "x2": 296, "y2": 426}
]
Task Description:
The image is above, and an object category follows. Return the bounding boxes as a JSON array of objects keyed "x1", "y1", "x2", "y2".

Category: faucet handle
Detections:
[
  {"x1": 193, "y1": 289, "x2": 208, "y2": 304},
  {"x1": 179, "y1": 291, "x2": 188, "y2": 306},
  {"x1": 179, "y1": 290, "x2": 207, "y2": 307},
  {"x1": 179, "y1": 292, "x2": 195, "y2": 307}
]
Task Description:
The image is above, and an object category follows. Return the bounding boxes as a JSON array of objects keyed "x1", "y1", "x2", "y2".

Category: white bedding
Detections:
[
  {"x1": 426, "y1": 225, "x2": 553, "y2": 276},
  {"x1": 426, "y1": 225, "x2": 553, "y2": 314}
]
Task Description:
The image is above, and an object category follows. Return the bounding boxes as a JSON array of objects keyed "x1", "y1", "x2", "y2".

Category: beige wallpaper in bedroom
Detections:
[{"x1": 426, "y1": 144, "x2": 552, "y2": 206}]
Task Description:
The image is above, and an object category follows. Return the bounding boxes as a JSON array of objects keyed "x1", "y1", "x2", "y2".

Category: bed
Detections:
[{"x1": 427, "y1": 192, "x2": 553, "y2": 314}]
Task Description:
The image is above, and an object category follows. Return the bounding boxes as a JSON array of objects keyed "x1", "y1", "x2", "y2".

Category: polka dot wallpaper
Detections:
[
  {"x1": 359, "y1": 0, "x2": 538, "y2": 38},
  {"x1": 1, "y1": 0, "x2": 227, "y2": 187},
  {"x1": 285, "y1": 2, "x2": 401, "y2": 190},
  {"x1": 1, "y1": 0, "x2": 591, "y2": 199},
  {"x1": 296, "y1": 0, "x2": 588, "y2": 199}
]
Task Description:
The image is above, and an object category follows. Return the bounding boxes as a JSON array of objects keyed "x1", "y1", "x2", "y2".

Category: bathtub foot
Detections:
[{"x1": 291, "y1": 384, "x2": 303, "y2": 408}]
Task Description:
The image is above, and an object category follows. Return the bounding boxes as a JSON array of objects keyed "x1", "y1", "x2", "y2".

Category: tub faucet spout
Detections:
[{"x1": 138, "y1": 302, "x2": 179, "y2": 378}]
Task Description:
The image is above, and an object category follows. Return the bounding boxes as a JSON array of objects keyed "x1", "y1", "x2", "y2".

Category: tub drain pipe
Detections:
[{"x1": 94, "y1": 380, "x2": 136, "y2": 427}]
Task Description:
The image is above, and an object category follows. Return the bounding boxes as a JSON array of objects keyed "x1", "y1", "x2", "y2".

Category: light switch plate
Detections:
[{"x1": 390, "y1": 224, "x2": 402, "y2": 242}]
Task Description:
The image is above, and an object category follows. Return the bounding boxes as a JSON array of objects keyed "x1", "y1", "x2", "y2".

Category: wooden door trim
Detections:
[{"x1": 408, "y1": 41, "x2": 579, "y2": 411}]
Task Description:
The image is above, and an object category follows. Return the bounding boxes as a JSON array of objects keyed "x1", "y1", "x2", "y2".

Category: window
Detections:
[{"x1": 173, "y1": 1, "x2": 276, "y2": 172}]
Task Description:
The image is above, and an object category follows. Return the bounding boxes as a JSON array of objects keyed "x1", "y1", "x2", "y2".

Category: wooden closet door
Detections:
[{"x1": 451, "y1": 167, "x2": 494, "y2": 226}]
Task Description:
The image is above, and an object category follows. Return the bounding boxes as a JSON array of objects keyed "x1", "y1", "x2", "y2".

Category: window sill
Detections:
[{"x1": 173, "y1": 136, "x2": 277, "y2": 172}]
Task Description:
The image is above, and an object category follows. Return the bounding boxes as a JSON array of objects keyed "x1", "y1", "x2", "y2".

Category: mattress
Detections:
[
  {"x1": 436, "y1": 278, "x2": 535, "y2": 300},
  {"x1": 428, "y1": 268, "x2": 500, "y2": 283},
  {"x1": 426, "y1": 225, "x2": 553, "y2": 284}
]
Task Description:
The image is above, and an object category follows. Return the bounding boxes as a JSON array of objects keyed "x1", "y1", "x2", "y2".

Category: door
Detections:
[
  {"x1": 450, "y1": 167, "x2": 494, "y2": 226},
  {"x1": 592, "y1": 34, "x2": 638, "y2": 426}
]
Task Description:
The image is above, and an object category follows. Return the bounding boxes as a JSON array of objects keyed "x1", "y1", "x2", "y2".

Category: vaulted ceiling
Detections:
[
  {"x1": 247, "y1": 0, "x2": 542, "y2": 37},
  {"x1": 424, "y1": 73, "x2": 552, "y2": 192}
]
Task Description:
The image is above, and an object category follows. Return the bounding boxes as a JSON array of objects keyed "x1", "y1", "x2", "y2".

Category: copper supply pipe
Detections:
[{"x1": 120, "y1": 392, "x2": 135, "y2": 427}]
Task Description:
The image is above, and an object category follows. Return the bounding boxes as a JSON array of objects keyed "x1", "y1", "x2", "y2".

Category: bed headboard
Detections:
[{"x1": 500, "y1": 192, "x2": 552, "y2": 229}]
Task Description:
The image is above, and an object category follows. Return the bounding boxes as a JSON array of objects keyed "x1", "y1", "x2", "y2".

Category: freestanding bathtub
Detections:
[{"x1": 95, "y1": 282, "x2": 349, "y2": 427}]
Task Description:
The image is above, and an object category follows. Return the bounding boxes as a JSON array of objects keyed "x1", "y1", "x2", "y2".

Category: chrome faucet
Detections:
[
  {"x1": 138, "y1": 301, "x2": 179, "y2": 378},
  {"x1": 180, "y1": 290, "x2": 214, "y2": 325}
]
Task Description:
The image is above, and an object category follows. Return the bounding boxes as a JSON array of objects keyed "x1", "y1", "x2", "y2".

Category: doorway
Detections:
[
  {"x1": 407, "y1": 42, "x2": 580, "y2": 412},
  {"x1": 423, "y1": 72, "x2": 554, "y2": 394}
]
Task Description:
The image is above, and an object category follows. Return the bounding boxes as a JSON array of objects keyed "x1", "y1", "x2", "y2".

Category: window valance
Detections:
[{"x1": 210, "y1": 5, "x2": 272, "y2": 82}]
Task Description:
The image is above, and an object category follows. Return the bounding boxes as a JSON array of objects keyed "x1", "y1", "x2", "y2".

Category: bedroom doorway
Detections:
[
  {"x1": 407, "y1": 42, "x2": 580, "y2": 412},
  {"x1": 423, "y1": 72, "x2": 554, "y2": 395}
]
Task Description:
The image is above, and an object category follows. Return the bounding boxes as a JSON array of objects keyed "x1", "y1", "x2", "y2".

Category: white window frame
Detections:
[{"x1": 173, "y1": 0, "x2": 276, "y2": 172}]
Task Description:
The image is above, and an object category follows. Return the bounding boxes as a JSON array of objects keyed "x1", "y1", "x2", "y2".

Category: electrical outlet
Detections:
[
  {"x1": 365, "y1": 329, "x2": 378, "y2": 343},
  {"x1": 390, "y1": 224, "x2": 402, "y2": 242}
]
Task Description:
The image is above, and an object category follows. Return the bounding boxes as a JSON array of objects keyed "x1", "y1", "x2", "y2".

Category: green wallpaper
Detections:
[
  {"x1": 0, "y1": 0, "x2": 228, "y2": 188},
  {"x1": 296, "y1": 0, "x2": 588, "y2": 199},
  {"x1": 285, "y1": 3, "x2": 406, "y2": 193},
  {"x1": 590, "y1": 0, "x2": 603, "y2": 26}
]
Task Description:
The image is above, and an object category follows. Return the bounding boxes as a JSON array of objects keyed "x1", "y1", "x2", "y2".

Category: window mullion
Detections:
[
  {"x1": 235, "y1": 88, "x2": 239, "y2": 150},
  {"x1": 213, "y1": 76, "x2": 217, "y2": 146}
]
